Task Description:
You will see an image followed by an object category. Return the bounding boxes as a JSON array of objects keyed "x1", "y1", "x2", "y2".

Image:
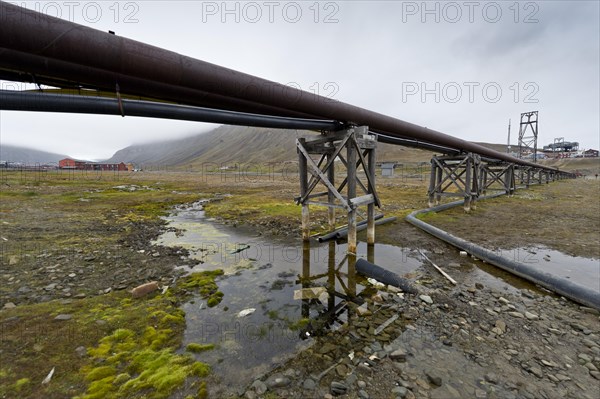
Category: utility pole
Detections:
[{"x1": 507, "y1": 119, "x2": 511, "y2": 154}]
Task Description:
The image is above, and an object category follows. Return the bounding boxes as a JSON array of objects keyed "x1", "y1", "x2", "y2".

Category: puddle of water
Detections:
[
  {"x1": 154, "y1": 201, "x2": 599, "y2": 394},
  {"x1": 154, "y1": 201, "x2": 423, "y2": 393},
  {"x1": 497, "y1": 246, "x2": 600, "y2": 292}
]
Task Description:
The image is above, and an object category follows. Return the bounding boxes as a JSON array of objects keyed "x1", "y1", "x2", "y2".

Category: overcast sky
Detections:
[{"x1": 1, "y1": 0, "x2": 598, "y2": 160}]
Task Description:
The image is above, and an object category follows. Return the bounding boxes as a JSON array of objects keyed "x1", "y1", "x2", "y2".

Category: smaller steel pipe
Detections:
[{"x1": 0, "y1": 90, "x2": 342, "y2": 131}]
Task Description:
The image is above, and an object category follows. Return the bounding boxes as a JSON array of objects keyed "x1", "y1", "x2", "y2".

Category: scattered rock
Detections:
[
  {"x1": 525, "y1": 311, "x2": 539, "y2": 320},
  {"x1": 540, "y1": 359, "x2": 558, "y2": 368},
  {"x1": 508, "y1": 311, "x2": 524, "y2": 319},
  {"x1": 265, "y1": 374, "x2": 291, "y2": 389},
  {"x1": 44, "y1": 283, "x2": 57, "y2": 291},
  {"x1": 356, "y1": 303, "x2": 371, "y2": 316},
  {"x1": 251, "y1": 380, "x2": 267, "y2": 395},
  {"x1": 390, "y1": 348, "x2": 407, "y2": 362},
  {"x1": 392, "y1": 386, "x2": 408, "y2": 398},
  {"x1": 131, "y1": 281, "x2": 159, "y2": 298},
  {"x1": 330, "y1": 381, "x2": 348, "y2": 396},
  {"x1": 578, "y1": 353, "x2": 592, "y2": 363},
  {"x1": 54, "y1": 314, "x2": 72, "y2": 321},
  {"x1": 75, "y1": 346, "x2": 87, "y2": 357},
  {"x1": 529, "y1": 366, "x2": 543, "y2": 378},
  {"x1": 570, "y1": 322, "x2": 586, "y2": 332},
  {"x1": 419, "y1": 295, "x2": 433, "y2": 304},
  {"x1": 2, "y1": 302, "x2": 16, "y2": 309},
  {"x1": 318, "y1": 342, "x2": 337, "y2": 355},
  {"x1": 336, "y1": 364, "x2": 350, "y2": 377},
  {"x1": 426, "y1": 372, "x2": 442, "y2": 387},
  {"x1": 584, "y1": 362, "x2": 598, "y2": 371},
  {"x1": 302, "y1": 378, "x2": 316, "y2": 390},
  {"x1": 495, "y1": 320, "x2": 507, "y2": 334},
  {"x1": 484, "y1": 372, "x2": 498, "y2": 384}
]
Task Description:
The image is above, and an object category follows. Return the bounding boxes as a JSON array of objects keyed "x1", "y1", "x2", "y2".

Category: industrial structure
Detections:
[
  {"x1": 58, "y1": 158, "x2": 129, "y2": 171},
  {"x1": 0, "y1": 2, "x2": 575, "y2": 258},
  {"x1": 543, "y1": 138, "x2": 580, "y2": 153},
  {"x1": 517, "y1": 111, "x2": 539, "y2": 161}
]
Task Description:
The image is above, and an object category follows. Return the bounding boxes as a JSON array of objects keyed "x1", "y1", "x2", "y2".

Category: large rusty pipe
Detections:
[
  {"x1": 0, "y1": 48, "x2": 318, "y2": 119},
  {"x1": 0, "y1": 2, "x2": 558, "y2": 171}
]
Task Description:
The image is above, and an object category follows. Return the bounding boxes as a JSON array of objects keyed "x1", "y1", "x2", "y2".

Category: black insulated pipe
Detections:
[
  {"x1": 0, "y1": 91, "x2": 343, "y2": 131},
  {"x1": 334, "y1": 217, "x2": 398, "y2": 241},
  {"x1": 406, "y1": 198, "x2": 600, "y2": 310},
  {"x1": 317, "y1": 214, "x2": 385, "y2": 242},
  {"x1": 356, "y1": 258, "x2": 419, "y2": 295}
]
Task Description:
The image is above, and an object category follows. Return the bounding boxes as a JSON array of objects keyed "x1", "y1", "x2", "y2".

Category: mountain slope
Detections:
[
  {"x1": 0, "y1": 144, "x2": 69, "y2": 164},
  {"x1": 106, "y1": 126, "x2": 439, "y2": 167},
  {"x1": 107, "y1": 125, "x2": 518, "y2": 168}
]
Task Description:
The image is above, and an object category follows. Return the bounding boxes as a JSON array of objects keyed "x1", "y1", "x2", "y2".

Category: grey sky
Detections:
[{"x1": 1, "y1": 0, "x2": 598, "y2": 160}]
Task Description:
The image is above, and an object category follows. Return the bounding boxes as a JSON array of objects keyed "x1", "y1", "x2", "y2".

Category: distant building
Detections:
[
  {"x1": 381, "y1": 162, "x2": 398, "y2": 177},
  {"x1": 58, "y1": 158, "x2": 128, "y2": 171},
  {"x1": 584, "y1": 149, "x2": 599, "y2": 158}
]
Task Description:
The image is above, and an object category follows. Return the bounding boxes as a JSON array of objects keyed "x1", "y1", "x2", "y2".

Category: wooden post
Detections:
[
  {"x1": 367, "y1": 143, "x2": 376, "y2": 245},
  {"x1": 298, "y1": 138, "x2": 310, "y2": 241},
  {"x1": 327, "y1": 151, "x2": 336, "y2": 231},
  {"x1": 346, "y1": 130, "x2": 357, "y2": 254},
  {"x1": 471, "y1": 157, "x2": 479, "y2": 210},
  {"x1": 435, "y1": 162, "x2": 442, "y2": 205},
  {"x1": 327, "y1": 241, "x2": 336, "y2": 311},
  {"x1": 428, "y1": 159, "x2": 437, "y2": 207},
  {"x1": 367, "y1": 242, "x2": 375, "y2": 263},
  {"x1": 464, "y1": 154, "x2": 472, "y2": 212},
  {"x1": 302, "y1": 240, "x2": 310, "y2": 318},
  {"x1": 481, "y1": 167, "x2": 488, "y2": 195}
]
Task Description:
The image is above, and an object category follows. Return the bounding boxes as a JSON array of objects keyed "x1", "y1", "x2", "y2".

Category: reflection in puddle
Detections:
[{"x1": 154, "y1": 202, "x2": 423, "y2": 394}]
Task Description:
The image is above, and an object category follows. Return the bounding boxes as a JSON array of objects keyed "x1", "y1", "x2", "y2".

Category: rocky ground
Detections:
[
  {"x1": 241, "y1": 265, "x2": 600, "y2": 399},
  {"x1": 234, "y1": 179, "x2": 600, "y2": 399},
  {"x1": 1, "y1": 172, "x2": 598, "y2": 398}
]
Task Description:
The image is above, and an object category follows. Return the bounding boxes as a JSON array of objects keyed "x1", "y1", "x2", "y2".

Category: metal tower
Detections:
[{"x1": 518, "y1": 111, "x2": 539, "y2": 162}]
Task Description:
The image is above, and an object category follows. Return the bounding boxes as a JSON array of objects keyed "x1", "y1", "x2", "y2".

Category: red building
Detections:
[{"x1": 58, "y1": 158, "x2": 128, "y2": 171}]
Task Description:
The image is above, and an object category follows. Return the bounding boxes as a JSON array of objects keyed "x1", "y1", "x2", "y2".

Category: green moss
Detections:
[
  {"x1": 197, "y1": 381, "x2": 208, "y2": 398},
  {"x1": 120, "y1": 349, "x2": 201, "y2": 395},
  {"x1": 85, "y1": 366, "x2": 116, "y2": 381},
  {"x1": 14, "y1": 378, "x2": 30, "y2": 391},
  {"x1": 84, "y1": 376, "x2": 115, "y2": 399},
  {"x1": 186, "y1": 343, "x2": 215, "y2": 353},
  {"x1": 190, "y1": 363, "x2": 210, "y2": 378},
  {"x1": 178, "y1": 270, "x2": 224, "y2": 308},
  {"x1": 206, "y1": 296, "x2": 220, "y2": 307},
  {"x1": 160, "y1": 313, "x2": 185, "y2": 327},
  {"x1": 76, "y1": 286, "x2": 216, "y2": 398},
  {"x1": 113, "y1": 373, "x2": 131, "y2": 385},
  {"x1": 289, "y1": 318, "x2": 311, "y2": 331}
]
